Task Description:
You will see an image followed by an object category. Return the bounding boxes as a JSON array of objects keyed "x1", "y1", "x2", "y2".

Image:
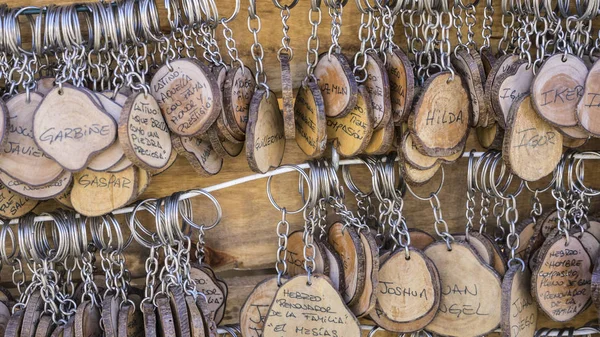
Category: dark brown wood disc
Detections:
[
  {"x1": 21, "y1": 291, "x2": 44, "y2": 337},
  {"x1": 156, "y1": 295, "x2": 177, "y2": 337},
  {"x1": 74, "y1": 300, "x2": 101, "y2": 337},
  {"x1": 279, "y1": 53, "x2": 295, "y2": 139},
  {"x1": 4, "y1": 310, "x2": 24, "y2": 337},
  {"x1": 62, "y1": 316, "x2": 74, "y2": 337},
  {"x1": 34, "y1": 314, "x2": 55, "y2": 337},
  {"x1": 314, "y1": 52, "x2": 358, "y2": 118},
  {"x1": 294, "y1": 80, "x2": 327, "y2": 158},
  {"x1": 196, "y1": 296, "x2": 218, "y2": 337},
  {"x1": 117, "y1": 295, "x2": 143, "y2": 337},
  {"x1": 101, "y1": 295, "x2": 119, "y2": 337},
  {"x1": 168, "y1": 287, "x2": 191, "y2": 337}
]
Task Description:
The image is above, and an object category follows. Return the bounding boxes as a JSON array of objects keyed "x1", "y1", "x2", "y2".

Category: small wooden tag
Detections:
[
  {"x1": 280, "y1": 54, "x2": 295, "y2": 139},
  {"x1": 540, "y1": 210, "x2": 559, "y2": 238},
  {"x1": 452, "y1": 232, "x2": 494, "y2": 266},
  {"x1": 189, "y1": 266, "x2": 226, "y2": 321},
  {"x1": 328, "y1": 223, "x2": 366, "y2": 306},
  {"x1": 185, "y1": 296, "x2": 206, "y2": 337},
  {"x1": 315, "y1": 53, "x2": 358, "y2": 118},
  {"x1": 294, "y1": 81, "x2": 327, "y2": 157},
  {"x1": 71, "y1": 167, "x2": 137, "y2": 216},
  {"x1": 142, "y1": 302, "x2": 157, "y2": 337},
  {"x1": 49, "y1": 325, "x2": 63, "y2": 337},
  {"x1": 101, "y1": 295, "x2": 119, "y2": 337},
  {"x1": 33, "y1": 85, "x2": 117, "y2": 171},
  {"x1": 409, "y1": 72, "x2": 470, "y2": 156},
  {"x1": 4, "y1": 310, "x2": 23, "y2": 337},
  {"x1": 577, "y1": 59, "x2": 600, "y2": 136},
  {"x1": 481, "y1": 232, "x2": 508, "y2": 276},
  {"x1": 452, "y1": 49, "x2": 486, "y2": 127},
  {"x1": 386, "y1": 47, "x2": 414, "y2": 124},
  {"x1": 223, "y1": 65, "x2": 255, "y2": 135},
  {"x1": 88, "y1": 94, "x2": 127, "y2": 171},
  {"x1": 531, "y1": 235, "x2": 592, "y2": 321},
  {"x1": 21, "y1": 291, "x2": 44, "y2": 337},
  {"x1": 327, "y1": 86, "x2": 374, "y2": 157},
  {"x1": 484, "y1": 54, "x2": 520, "y2": 121},
  {"x1": 262, "y1": 275, "x2": 362, "y2": 337},
  {"x1": 376, "y1": 247, "x2": 440, "y2": 331},
  {"x1": 491, "y1": 60, "x2": 535, "y2": 128},
  {"x1": 364, "y1": 52, "x2": 391, "y2": 129},
  {"x1": 319, "y1": 239, "x2": 345, "y2": 292},
  {"x1": 532, "y1": 54, "x2": 587, "y2": 127},
  {"x1": 156, "y1": 296, "x2": 177, "y2": 337},
  {"x1": 514, "y1": 219, "x2": 536, "y2": 260},
  {"x1": 34, "y1": 314, "x2": 54, "y2": 337},
  {"x1": 62, "y1": 317, "x2": 75, "y2": 337},
  {"x1": 169, "y1": 287, "x2": 191, "y2": 337},
  {"x1": 364, "y1": 119, "x2": 395, "y2": 155},
  {"x1": 74, "y1": 300, "x2": 101, "y2": 337},
  {"x1": 2, "y1": 93, "x2": 64, "y2": 186},
  {"x1": 245, "y1": 89, "x2": 285, "y2": 173},
  {"x1": 349, "y1": 231, "x2": 379, "y2": 317},
  {"x1": 36, "y1": 77, "x2": 55, "y2": 96},
  {"x1": 0, "y1": 170, "x2": 71, "y2": 200},
  {"x1": 151, "y1": 59, "x2": 221, "y2": 136},
  {"x1": 286, "y1": 230, "x2": 329, "y2": 278},
  {"x1": 0, "y1": 301, "x2": 11, "y2": 337},
  {"x1": 503, "y1": 95, "x2": 563, "y2": 181},
  {"x1": 117, "y1": 300, "x2": 143, "y2": 337},
  {"x1": 401, "y1": 132, "x2": 463, "y2": 170},
  {"x1": 399, "y1": 158, "x2": 440, "y2": 186},
  {"x1": 119, "y1": 92, "x2": 173, "y2": 173},
  {"x1": 172, "y1": 136, "x2": 223, "y2": 176},
  {"x1": 501, "y1": 265, "x2": 538, "y2": 337},
  {"x1": 424, "y1": 240, "x2": 502, "y2": 337},
  {"x1": 207, "y1": 126, "x2": 243, "y2": 158},
  {"x1": 196, "y1": 296, "x2": 218, "y2": 337},
  {"x1": 0, "y1": 183, "x2": 39, "y2": 219},
  {"x1": 476, "y1": 123, "x2": 504, "y2": 150},
  {"x1": 240, "y1": 277, "x2": 282, "y2": 337}
]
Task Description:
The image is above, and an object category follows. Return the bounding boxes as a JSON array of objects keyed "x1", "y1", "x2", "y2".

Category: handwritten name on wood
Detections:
[
  {"x1": 240, "y1": 277, "x2": 283, "y2": 337},
  {"x1": 315, "y1": 53, "x2": 358, "y2": 118},
  {"x1": 501, "y1": 266, "x2": 538, "y2": 337},
  {"x1": 577, "y1": 59, "x2": 600, "y2": 136},
  {"x1": 71, "y1": 167, "x2": 137, "y2": 216}
]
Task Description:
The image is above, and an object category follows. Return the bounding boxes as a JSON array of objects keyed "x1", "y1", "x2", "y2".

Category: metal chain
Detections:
[
  {"x1": 353, "y1": 11, "x2": 373, "y2": 82},
  {"x1": 248, "y1": 5, "x2": 269, "y2": 92},
  {"x1": 305, "y1": 5, "x2": 321, "y2": 84},
  {"x1": 278, "y1": 6, "x2": 293, "y2": 59},
  {"x1": 430, "y1": 193, "x2": 454, "y2": 250},
  {"x1": 505, "y1": 195, "x2": 520, "y2": 262},
  {"x1": 552, "y1": 189, "x2": 571, "y2": 244},
  {"x1": 221, "y1": 19, "x2": 245, "y2": 69},
  {"x1": 481, "y1": 2, "x2": 494, "y2": 51},
  {"x1": 465, "y1": 4, "x2": 478, "y2": 50},
  {"x1": 328, "y1": 2, "x2": 344, "y2": 55},
  {"x1": 275, "y1": 209, "x2": 290, "y2": 286}
]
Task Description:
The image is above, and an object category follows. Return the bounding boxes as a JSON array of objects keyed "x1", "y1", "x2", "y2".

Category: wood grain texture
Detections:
[
  {"x1": 501, "y1": 265, "x2": 538, "y2": 337},
  {"x1": 328, "y1": 223, "x2": 366, "y2": 306},
  {"x1": 315, "y1": 53, "x2": 358, "y2": 118}
]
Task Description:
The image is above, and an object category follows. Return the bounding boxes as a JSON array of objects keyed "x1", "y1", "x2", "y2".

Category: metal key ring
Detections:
[
  {"x1": 342, "y1": 156, "x2": 375, "y2": 197},
  {"x1": 268, "y1": 164, "x2": 312, "y2": 214},
  {"x1": 488, "y1": 154, "x2": 524, "y2": 199},
  {"x1": 273, "y1": 0, "x2": 301, "y2": 10},
  {"x1": 177, "y1": 189, "x2": 222, "y2": 231},
  {"x1": 129, "y1": 198, "x2": 162, "y2": 249},
  {"x1": 404, "y1": 166, "x2": 445, "y2": 201},
  {"x1": 575, "y1": 151, "x2": 600, "y2": 196}
]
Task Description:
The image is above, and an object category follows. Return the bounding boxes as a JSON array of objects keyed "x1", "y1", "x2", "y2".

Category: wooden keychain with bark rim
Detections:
[
  {"x1": 245, "y1": 0, "x2": 286, "y2": 174},
  {"x1": 240, "y1": 165, "x2": 311, "y2": 337}
]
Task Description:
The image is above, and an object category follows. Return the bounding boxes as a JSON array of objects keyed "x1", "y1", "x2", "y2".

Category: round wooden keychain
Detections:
[
  {"x1": 70, "y1": 167, "x2": 137, "y2": 216},
  {"x1": 328, "y1": 223, "x2": 366, "y2": 306},
  {"x1": 0, "y1": 170, "x2": 72, "y2": 200},
  {"x1": 34, "y1": 314, "x2": 55, "y2": 337},
  {"x1": 222, "y1": 61, "x2": 255, "y2": 139},
  {"x1": 0, "y1": 183, "x2": 39, "y2": 219},
  {"x1": 490, "y1": 59, "x2": 535, "y2": 129},
  {"x1": 287, "y1": 230, "x2": 329, "y2": 278},
  {"x1": 577, "y1": 58, "x2": 600, "y2": 136},
  {"x1": 171, "y1": 136, "x2": 223, "y2": 176}
]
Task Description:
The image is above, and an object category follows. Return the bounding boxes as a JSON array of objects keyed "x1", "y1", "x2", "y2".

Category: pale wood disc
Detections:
[
  {"x1": 129, "y1": 166, "x2": 151, "y2": 203},
  {"x1": 262, "y1": 275, "x2": 362, "y2": 337},
  {"x1": 327, "y1": 85, "x2": 374, "y2": 157},
  {"x1": 105, "y1": 156, "x2": 134, "y2": 173},
  {"x1": 399, "y1": 159, "x2": 441, "y2": 187},
  {"x1": 118, "y1": 92, "x2": 173, "y2": 172},
  {"x1": 71, "y1": 167, "x2": 137, "y2": 216},
  {"x1": 239, "y1": 277, "x2": 282, "y2": 337},
  {"x1": 185, "y1": 295, "x2": 206, "y2": 337},
  {"x1": 142, "y1": 302, "x2": 157, "y2": 337},
  {"x1": 33, "y1": 85, "x2": 117, "y2": 171},
  {"x1": 279, "y1": 53, "x2": 295, "y2": 139},
  {"x1": 451, "y1": 49, "x2": 486, "y2": 127},
  {"x1": 0, "y1": 183, "x2": 39, "y2": 219},
  {"x1": 151, "y1": 149, "x2": 178, "y2": 176},
  {"x1": 386, "y1": 47, "x2": 415, "y2": 124},
  {"x1": 223, "y1": 65, "x2": 255, "y2": 135},
  {"x1": 452, "y1": 232, "x2": 494, "y2": 265},
  {"x1": 150, "y1": 59, "x2": 221, "y2": 136},
  {"x1": 480, "y1": 232, "x2": 508, "y2": 276},
  {"x1": 314, "y1": 52, "x2": 358, "y2": 118},
  {"x1": 101, "y1": 295, "x2": 119, "y2": 337},
  {"x1": 562, "y1": 135, "x2": 588, "y2": 148},
  {"x1": 376, "y1": 247, "x2": 440, "y2": 331},
  {"x1": 491, "y1": 60, "x2": 534, "y2": 128},
  {"x1": 156, "y1": 295, "x2": 177, "y2": 337},
  {"x1": 4, "y1": 310, "x2": 24, "y2": 337},
  {"x1": 2, "y1": 92, "x2": 64, "y2": 186},
  {"x1": 364, "y1": 51, "x2": 392, "y2": 130},
  {"x1": 286, "y1": 230, "x2": 329, "y2": 278},
  {"x1": 319, "y1": 239, "x2": 345, "y2": 292},
  {"x1": 21, "y1": 291, "x2": 44, "y2": 337},
  {"x1": 171, "y1": 136, "x2": 223, "y2": 176},
  {"x1": 578, "y1": 231, "x2": 600, "y2": 261},
  {"x1": 88, "y1": 94, "x2": 126, "y2": 171},
  {"x1": 484, "y1": 54, "x2": 520, "y2": 122},
  {"x1": 207, "y1": 125, "x2": 243, "y2": 158},
  {"x1": 364, "y1": 118, "x2": 395, "y2": 155},
  {"x1": 34, "y1": 314, "x2": 55, "y2": 337},
  {"x1": 476, "y1": 122, "x2": 504, "y2": 150},
  {"x1": 577, "y1": 58, "x2": 600, "y2": 136},
  {"x1": 558, "y1": 124, "x2": 590, "y2": 140},
  {"x1": 0, "y1": 170, "x2": 71, "y2": 200},
  {"x1": 532, "y1": 54, "x2": 588, "y2": 127},
  {"x1": 189, "y1": 266, "x2": 226, "y2": 321},
  {"x1": 294, "y1": 80, "x2": 327, "y2": 158},
  {"x1": 327, "y1": 223, "x2": 366, "y2": 306},
  {"x1": 350, "y1": 231, "x2": 379, "y2": 317},
  {"x1": 401, "y1": 132, "x2": 438, "y2": 169},
  {"x1": 54, "y1": 178, "x2": 73, "y2": 209},
  {"x1": 117, "y1": 293, "x2": 143, "y2": 337},
  {"x1": 424, "y1": 240, "x2": 502, "y2": 337},
  {"x1": 245, "y1": 89, "x2": 286, "y2": 173},
  {"x1": 0, "y1": 300, "x2": 11, "y2": 337},
  {"x1": 503, "y1": 94, "x2": 563, "y2": 182},
  {"x1": 532, "y1": 234, "x2": 592, "y2": 321},
  {"x1": 540, "y1": 210, "x2": 559, "y2": 238},
  {"x1": 409, "y1": 72, "x2": 471, "y2": 156},
  {"x1": 501, "y1": 264, "x2": 538, "y2": 337},
  {"x1": 408, "y1": 229, "x2": 435, "y2": 250}
]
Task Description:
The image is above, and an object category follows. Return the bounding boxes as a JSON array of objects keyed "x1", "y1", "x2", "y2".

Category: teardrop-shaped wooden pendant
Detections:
[
  {"x1": 315, "y1": 53, "x2": 358, "y2": 118},
  {"x1": 491, "y1": 59, "x2": 534, "y2": 128},
  {"x1": 364, "y1": 51, "x2": 391, "y2": 130}
]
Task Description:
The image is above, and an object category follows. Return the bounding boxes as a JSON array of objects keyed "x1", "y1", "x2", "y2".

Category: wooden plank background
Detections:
[{"x1": 2, "y1": 0, "x2": 600, "y2": 334}]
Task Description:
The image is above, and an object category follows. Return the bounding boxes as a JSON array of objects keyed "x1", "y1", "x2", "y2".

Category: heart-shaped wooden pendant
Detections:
[
  {"x1": 294, "y1": 80, "x2": 327, "y2": 157},
  {"x1": 532, "y1": 54, "x2": 587, "y2": 127},
  {"x1": 33, "y1": 85, "x2": 117, "y2": 172},
  {"x1": 119, "y1": 92, "x2": 173, "y2": 172},
  {"x1": 503, "y1": 94, "x2": 563, "y2": 181},
  {"x1": 262, "y1": 275, "x2": 362, "y2": 337},
  {"x1": 223, "y1": 65, "x2": 255, "y2": 136},
  {"x1": 71, "y1": 167, "x2": 137, "y2": 216},
  {"x1": 315, "y1": 53, "x2": 358, "y2": 118},
  {"x1": 88, "y1": 93, "x2": 127, "y2": 171},
  {"x1": 531, "y1": 234, "x2": 592, "y2": 321},
  {"x1": 424, "y1": 240, "x2": 502, "y2": 337},
  {"x1": 2, "y1": 93, "x2": 64, "y2": 186},
  {"x1": 501, "y1": 264, "x2": 538, "y2": 337},
  {"x1": 172, "y1": 136, "x2": 222, "y2": 176},
  {"x1": 364, "y1": 51, "x2": 391, "y2": 130},
  {"x1": 0, "y1": 183, "x2": 39, "y2": 219},
  {"x1": 409, "y1": 72, "x2": 470, "y2": 156},
  {"x1": 240, "y1": 277, "x2": 283, "y2": 337},
  {"x1": 577, "y1": 59, "x2": 600, "y2": 136},
  {"x1": 452, "y1": 49, "x2": 486, "y2": 127},
  {"x1": 385, "y1": 47, "x2": 414, "y2": 124},
  {"x1": 245, "y1": 89, "x2": 285, "y2": 173},
  {"x1": 151, "y1": 59, "x2": 221, "y2": 136},
  {"x1": 0, "y1": 170, "x2": 71, "y2": 200}
]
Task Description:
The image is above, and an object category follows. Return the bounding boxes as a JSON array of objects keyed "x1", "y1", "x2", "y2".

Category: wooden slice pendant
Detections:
[
  {"x1": 88, "y1": 93, "x2": 127, "y2": 171},
  {"x1": 484, "y1": 54, "x2": 520, "y2": 121},
  {"x1": 452, "y1": 232, "x2": 495, "y2": 266},
  {"x1": 401, "y1": 132, "x2": 463, "y2": 170},
  {"x1": 223, "y1": 65, "x2": 255, "y2": 136},
  {"x1": 399, "y1": 159, "x2": 441, "y2": 186},
  {"x1": 424, "y1": 240, "x2": 502, "y2": 337},
  {"x1": 295, "y1": 80, "x2": 327, "y2": 157},
  {"x1": 2, "y1": 93, "x2": 64, "y2": 186},
  {"x1": 142, "y1": 302, "x2": 157, "y2": 337},
  {"x1": 240, "y1": 277, "x2": 283, "y2": 337},
  {"x1": 319, "y1": 239, "x2": 345, "y2": 292},
  {"x1": 74, "y1": 300, "x2": 101, "y2": 337},
  {"x1": 156, "y1": 296, "x2": 177, "y2": 337},
  {"x1": 578, "y1": 230, "x2": 600, "y2": 261},
  {"x1": 280, "y1": 54, "x2": 295, "y2": 139},
  {"x1": 207, "y1": 126, "x2": 243, "y2": 158},
  {"x1": 0, "y1": 183, "x2": 39, "y2": 219},
  {"x1": 262, "y1": 275, "x2": 362, "y2": 337},
  {"x1": 33, "y1": 85, "x2": 117, "y2": 171},
  {"x1": 349, "y1": 231, "x2": 379, "y2": 317},
  {"x1": 151, "y1": 59, "x2": 221, "y2": 136},
  {"x1": 577, "y1": 58, "x2": 600, "y2": 135},
  {"x1": 481, "y1": 232, "x2": 508, "y2": 276},
  {"x1": 62, "y1": 317, "x2": 74, "y2": 337},
  {"x1": 119, "y1": 92, "x2": 173, "y2": 172},
  {"x1": 501, "y1": 265, "x2": 538, "y2": 337},
  {"x1": 491, "y1": 60, "x2": 534, "y2": 128},
  {"x1": 169, "y1": 287, "x2": 191, "y2": 337},
  {"x1": 0, "y1": 170, "x2": 71, "y2": 200},
  {"x1": 409, "y1": 72, "x2": 470, "y2": 156},
  {"x1": 408, "y1": 229, "x2": 435, "y2": 250},
  {"x1": 199, "y1": 266, "x2": 228, "y2": 325},
  {"x1": 586, "y1": 218, "x2": 600, "y2": 241},
  {"x1": 531, "y1": 234, "x2": 592, "y2": 321},
  {"x1": 4, "y1": 310, "x2": 24, "y2": 337},
  {"x1": 385, "y1": 47, "x2": 414, "y2": 124},
  {"x1": 539, "y1": 210, "x2": 559, "y2": 239},
  {"x1": 189, "y1": 265, "x2": 226, "y2": 321},
  {"x1": 0, "y1": 301, "x2": 10, "y2": 337},
  {"x1": 34, "y1": 314, "x2": 54, "y2": 337},
  {"x1": 451, "y1": 49, "x2": 486, "y2": 127},
  {"x1": 514, "y1": 219, "x2": 536, "y2": 260},
  {"x1": 185, "y1": 296, "x2": 206, "y2": 337},
  {"x1": 71, "y1": 167, "x2": 137, "y2": 216},
  {"x1": 37, "y1": 77, "x2": 55, "y2": 96},
  {"x1": 245, "y1": 89, "x2": 285, "y2": 174},
  {"x1": 171, "y1": 136, "x2": 223, "y2": 176},
  {"x1": 364, "y1": 119, "x2": 395, "y2": 155},
  {"x1": 503, "y1": 95, "x2": 563, "y2": 182},
  {"x1": 21, "y1": 291, "x2": 44, "y2": 337},
  {"x1": 476, "y1": 123, "x2": 504, "y2": 150},
  {"x1": 196, "y1": 296, "x2": 218, "y2": 337},
  {"x1": 326, "y1": 86, "x2": 374, "y2": 157},
  {"x1": 117, "y1": 301, "x2": 144, "y2": 337},
  {"x1": 532, "y1": 54, "x2": 587, "y2": 127},
  {"x1": 315, "y1": 53, "x2": 358, "y2": 118},
  {"x1": 558, "y1": 124, "x2": 590, "y2": 140},
  {"x1": 328, "y1": 223, "x2": 366, "y2": 305},
  {"x1": 0, "y1": 100, "x2": 8, "y2": 148},
  {"x1": 101, "y1": 295, "x2": 119, "y2": 337},
  {"x1": 287, "y1": 230, "x2": 329, "y2": 278},
  {"x1": 151, "y1": 148, "x2": 177, "y2": 176},
  {"x1": 49, "y1": 325, "x2": 63, "y2": 337},
  {"x1": 375, "y1": 247, "x2": 440, "y2": 332},
  {"x1": 364, "y1": 51, "x2": 391, "y2": 130},
  {"x1": 106, "y1": 156, "x2": 134, "y2": 173},
  {"x1": 473, "y1": 51, "x2": 494, "y2": 127}
]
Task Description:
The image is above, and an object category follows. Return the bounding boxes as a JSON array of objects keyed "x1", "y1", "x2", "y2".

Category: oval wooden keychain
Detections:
[
  {"x1": 101, "y1": 296, "x2": 120, "y2": 337},
  {"x1": 168, "y1": 287, "x2": 191, "y2": 337},
  {"x1": 34, "y1": 314, "x2": 55, "y2": 337},
  {"x1": 185, "y1": 295, "x2": 206, "y2": 337},
  {"x1": 577, "y1": 58, "x2": 600, "y2": 136},
  {"x1": 364, "y1": 119, "x2": 395, "y2": 155},
  {"x1": 73, "y1": 300, "x2": 101, "y2": 337},
  {"x1": 400, "y1": 132, "x2": 462, "y2": 170},
  {"x1": 384, "y1": 45, "x2": 415, "y2": 124},
  {"x1": 349, "y1": 230, "x2": 379, "y2": 317},
  {"x1": 117, "y1": 295, "x2": 144, "y2": 337},
  {"x1": 156, "y1": 295, "x2": 177, "y2": 337},
  {"x1": 490, "y1": 59, "x2": 535, "y2": 128},
  {"x1": 364, "y1": 51, "x2": 392, "y2": 130},
  {"x1": 484, "y1": 54, "x2": 520, "y2": 121},
  {"x1": 171, "y1": 136, "x2": 223, "y2": 176},
  {"x1": 222, "y1": 63, "x2": 255, "y2": 138},
  {"x1": 274, "y1": 0, "x2": 297, "y2": 139},
  {"x1": 70, "y1": 167, "x2": 137, "y2": 216},
  {"x1": 240, "y1": 277, "x2": 285, "y2": 337},
  {"x1": 0, "y1": 170, "x2": 71, "y2": 200}
]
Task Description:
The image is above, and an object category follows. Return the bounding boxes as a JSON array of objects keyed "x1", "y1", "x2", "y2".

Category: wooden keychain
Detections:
[
  {"x1": 295, "y1": 0, "x2": 327, "y2": 157},
  {"x1": 315, "y1": 0, "x2": 358, "y2": 118},
  {"x1": 577, "y1": 26, "x2": 600, "y2": 136},
  {"x1": 240, "y1": 165, "x2": 311, "y2": 337},
  {"x1": 245, "y1": 0, "x2": 286, "y2": 174}
]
